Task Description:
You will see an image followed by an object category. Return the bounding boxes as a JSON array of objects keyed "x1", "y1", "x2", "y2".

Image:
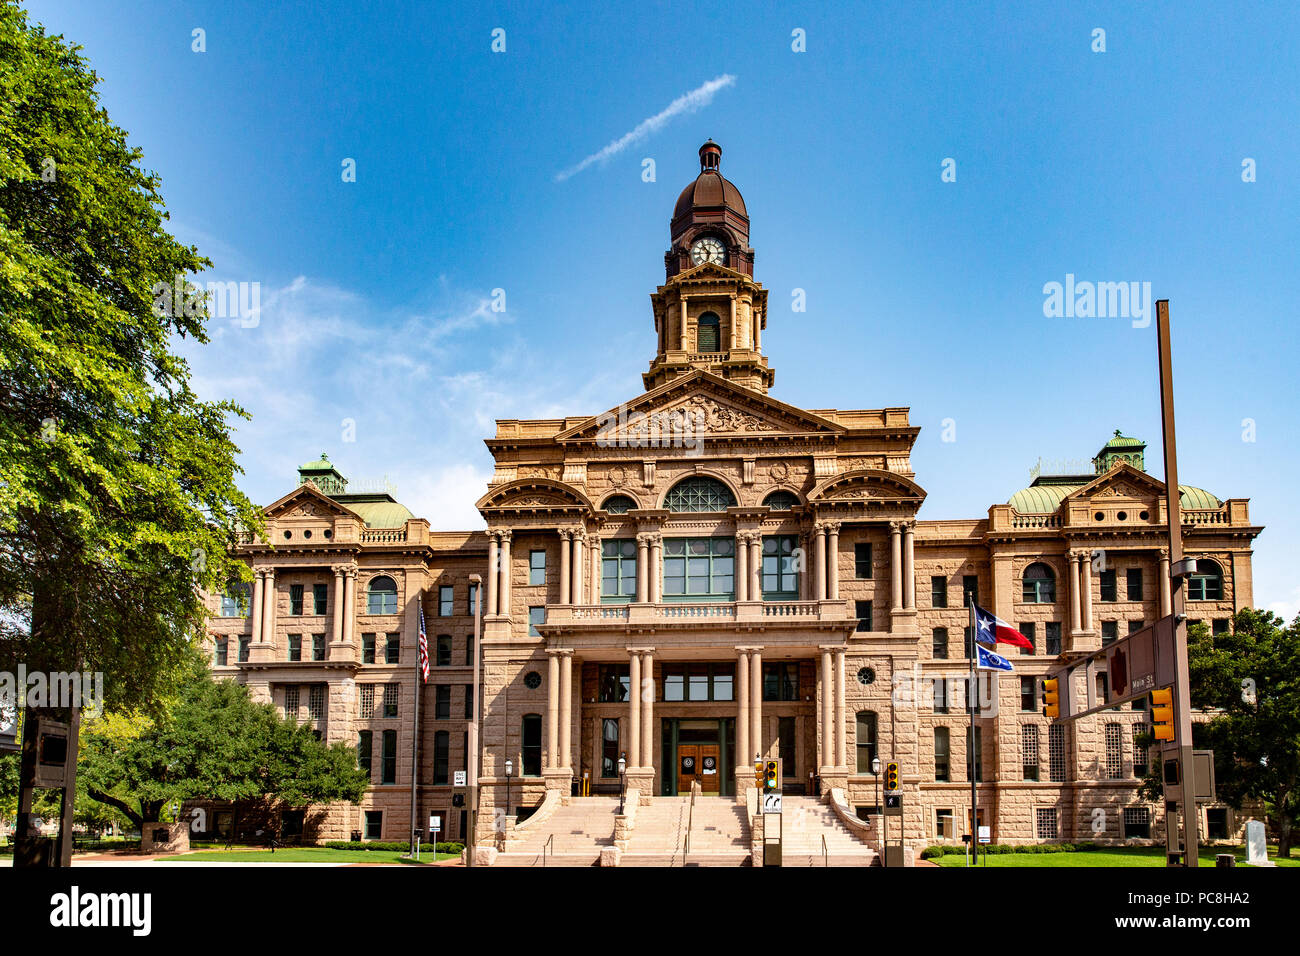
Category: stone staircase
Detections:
[
  {"x1": 619, "y1": 796, "x2": 751, "y2": 867},
  {"x1": 775, "y1": 795, "x2": 878, "y2": 867},
  {"x1": 491, "y1": 796, "x2": 619, "y2": 867}
]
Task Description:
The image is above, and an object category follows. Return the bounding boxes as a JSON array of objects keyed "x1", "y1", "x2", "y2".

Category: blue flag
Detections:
[{"x1": 976, "y1": 642, "x2": 1013, "y2": 672}]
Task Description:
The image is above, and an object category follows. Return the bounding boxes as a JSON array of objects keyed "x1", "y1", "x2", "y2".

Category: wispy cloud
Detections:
[{"x1": 555, "y1": 74, "x2": 736, "y2": 182}]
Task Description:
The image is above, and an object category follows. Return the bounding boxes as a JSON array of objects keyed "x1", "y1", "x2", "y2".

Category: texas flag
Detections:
[{"x1": 971, "y1": 603, "x2": 1034, "y2": 650}]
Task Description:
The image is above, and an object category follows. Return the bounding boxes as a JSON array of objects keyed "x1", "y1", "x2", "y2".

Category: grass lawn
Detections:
[
  {"x1": 934, "y1": 845, "x2": 1299, "y2": 867},
  {"x1": 159, "y1": 847, "x2": 458, "y2": 864}
]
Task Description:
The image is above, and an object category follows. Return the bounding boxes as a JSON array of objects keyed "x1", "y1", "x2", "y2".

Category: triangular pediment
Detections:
[
  {"x1": 262, "y1": 483, "x2": 361, "y2": 521},
  {"x1": 1064, "y1": 463, "x2": 1165, "y2": 503},
  {"x1": 555, "y1": 370, "x2": 844, "y2": 444}
]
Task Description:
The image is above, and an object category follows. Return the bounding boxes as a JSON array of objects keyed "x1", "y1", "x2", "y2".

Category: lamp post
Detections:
[
  {"x1": 466, "y1": 573, "x2": 482, "y2": 868},
  {"x1": 618, "y1": 752, "x2": 627, "y2": 814},
  {"x1": 504, "y1": 758, "x2": 513, "y2": 818},
  {"x1": 871, "y1": 756, "x2": 881, "y2": 828}
]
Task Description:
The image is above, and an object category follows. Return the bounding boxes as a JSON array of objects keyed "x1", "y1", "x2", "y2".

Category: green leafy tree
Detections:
[
  {"x1": 0, "y1": 2, "x2": 262, "y2": 713},
  {"x1": 1139, "y1": 611, "x2": 1300, "y2": 857},
  {"x1": 78, "y1": 670, "x2": 369, "y2": 828}
]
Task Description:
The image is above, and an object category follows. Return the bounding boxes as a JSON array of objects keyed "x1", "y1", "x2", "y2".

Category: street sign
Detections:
[
  {"x1": 428, "y1": 814, "x2": 441, "y2": 833},
  {"x1": 762, "y1": 793, "x2": 782, "y2": 814},
  {"x1": 453, "y1": 770, "x2": 467, "y2": 786},
  {"x1": 978, "y1": 826, "x2": 991, "y2": 845}
]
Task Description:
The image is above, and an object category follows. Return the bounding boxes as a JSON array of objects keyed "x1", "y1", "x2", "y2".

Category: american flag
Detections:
[{"x1": 417, "y1": 604, "x2": 429, "y2": 684}]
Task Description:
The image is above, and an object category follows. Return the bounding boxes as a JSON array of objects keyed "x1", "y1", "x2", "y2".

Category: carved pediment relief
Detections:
[
  {"x1": 262, "y1": 483, "x2": 358, "y2": 521},
  {"x1": 809, "y1": 468, "x2": 927, "y2": 504},
  {"x1": 476, "y1": 477, "x2": 594, "y2": 515},
  {"x1": 1067, "y1": 463, "x2": 1164, "y2": 505}
]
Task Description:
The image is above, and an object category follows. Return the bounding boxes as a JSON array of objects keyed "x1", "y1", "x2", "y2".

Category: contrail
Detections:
[{"x1": 555, "y1": 74, "x2": 736, "y2": 182}]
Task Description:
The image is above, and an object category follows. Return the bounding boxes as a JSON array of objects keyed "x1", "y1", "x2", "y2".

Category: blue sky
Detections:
[{"x1": 23, "y1": 0, "x2": 1298, "y2": 616}]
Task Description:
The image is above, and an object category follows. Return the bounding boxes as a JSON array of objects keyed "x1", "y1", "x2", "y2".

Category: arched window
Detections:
[
  {"x1": 696, "y1": 312, "x2": 720, "y2": 353},
  {"x1": 763, "y1": 490, "x2": 799, "y2": 511},
  {"x1": 602, "y1": 494, "x2": 636, "y2": 514},
  {"x1": 664, "y1": 476, "x2": 736, "y2": 513},
  {"x1": 1187, "y1": 559, "x2": 1223, "y2": 601},
  {"x1": 521, "y1": 714, "x2": 542, "y2": 777},
  {"x1": 1022, "y1": 562, "x2": 1056, "y2": 603},
  {"x1": 855, "y1": 710, "x2": 878, "y2": 773},
  {"x1": 367, "y1": 575, "x2": 398, "y2": 614}
]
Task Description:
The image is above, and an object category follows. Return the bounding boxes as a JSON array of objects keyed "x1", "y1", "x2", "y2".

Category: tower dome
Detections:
[{"x1": 667, "y1": 140, "x2": 753, "y2": 278}]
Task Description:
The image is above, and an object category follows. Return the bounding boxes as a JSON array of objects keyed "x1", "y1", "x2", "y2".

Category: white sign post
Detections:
[
  {"x1": 763, "y1": 793, "x2": 782, "y2": 814},
  {"x1": 453, "y1": 770, "x2": 467, "y2": 787}
]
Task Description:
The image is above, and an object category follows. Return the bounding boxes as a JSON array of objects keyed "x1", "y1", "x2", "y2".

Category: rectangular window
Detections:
[
  {"x1": 312, "y1": 634, "x2": 326, "y2": 661},
  {"x1": 963, "y1": 626, "x2": 974, "y2": 658},
  {"x1": 221, "y1": 586, "x2": 249, "y2": 617},
  {"x1": 214, "y1": 637, "x2": 228, "y2": 666},
  {"x1": 662, "y1": 664, "x2": 734, "y2": 702},
  {"x1": 464, "y1": 632, "x2": 474, "y2": 667},
  {"x1": 962, "y1": 575, "x2": 979, "y2": 608},
  {"x1": 598, "y1": 665, "x2": 630, "y2": 702},
  {"x1": 762, "y1": 535, "x2": 800, "y2": 598},
  {"x1": 357, "y1": 730, "x2": 372, "y2": 778},
  {"x1": 1101, "y1": 620, "x2": 1118, "y2": 645},
  {"x1": 1022, "y1": 725, "x2": 1040, "y2": 781},
  {"x1": 364, "y1": 810, "x2": 382, "y2": 840},
  {"x1": 936, "y1": 808, "x2": 954, "y2": 839},
  {"x1": 1123, "y1": 807, "x2": 1151, "y2": 839},
  {"x1": 1099, "y1": 569, "x2": 1117, "y2": 602},
  {"x1": 854, "y1": 543, "x2": 872, "y2": 579},
  {"x1": 287, "y1": 634, "x2": 302, "y2": 662},
  {"x1": 285, "y1": 686, "x2": 300, "y2": 719},
  {"x1": 382, "y1": 683, "x2": 399, "y2": 718},
  {"x1": 528, "y1": 606, "x2": 545, "y2": 636},
  {"x1": 855, "y1": 600, "x2": 873, "y2": 633},
  {"x1": 436, "y1": 635, "x2": 452, "y2": 667},
  {"x1": 290, "y1": 584, "x2": 304, "y2": 615},
  {"x1": 362, "y1": 634, "x2": 376, "y2": 664},
  {"x1": 779, "y1": 716, "x2": 796, "y2": 776},
  {"x1": 932, "y1": 676, "x2": 949, "y2": 714},
  {"x1": 969, "y1": 726, "x2": 982, "y2": 782},
  {"x1": 439, "y1": 585, "x2": 453, "y2": 617},
  {"x1": 1133, "y1": 723, "x2": 1149, "y2": 777},
  {"x1": 1020, "y1": 676, "x2": 1037, "y2": 712},
  {"x1": 1129, "y1": 619, "x2": 1145, "y2": 634},
  {"x1": 855, "y1": 711, "x2": 877, "y2": 772},
  {"x1": 1036, "y1": 808, "x2": 1058, "y2": 841},
  {"x1": 464, "y1": 684, "x2": 473, "y2": 720},
  {"x1": 529, "y1": 550, "x2": 546, "y2": 586},
  {"x1": 1126, "y1": 568, "x2": 1143, "y2": 601},
  {"x1": 433, "y1": 731, "x2": 449, "y2": 785},
  {"x1": 601, "y1": 718, "x2": 620, "y2": 778},
  {"x1": 1206, "y1": 808, "x2": 1229, "y2": 840},
  {"x1": 1105, "y1": 723, "x2": 1124, "y2": 779},
  {"x1": 521, "y1": 714, "x2": 542, "y2": 776},
  {"x1": 1020, "y1": 621, "x2": 1036, "y2": 655},
  {"x1": 934, "y1": 727, "x2": 950, "y2": 782},
  {"x1": 932, "y1": 627, "x2": 948, "y2": 660},
  {"x1": 601, "y1": 539, "x2": 637, "y2": 603},
  {"x1": 468, "y1": 583, "x2": 479, "y2": 617},
  {"x1": 308, "y1": 684, "x2": 325, "y2": 720},
  {"x1": 930, "y1": 575, "x2": 948, "y2": 608},
  {"x1": 359, "y1": 684, "x2": 375, "y2": 718},
  {"x1": 435, "y1": 685, "x2": 450, "y2": 720},
  {"x1": 1049, "y1": 723, "x2": 1066, "y2": 782},
  {"x1": 762, "y1": 662, "x2": 799, "y2": 702},
  {"x1": 662, "y1": 537, "x2": 735, "y2": 601},
  {"x1": 381, "y1": 730, "x2": 397, "y2": 784},
  {"x1": 313, "y1": 583, "x2": 328, "y2": 615},
  {"x1": 1045, "y1": 621, "x2": 1062, "y2": 656},
  {"x1": 385, "y1": 634, "x2": 400, "y2": 664},
  {"x1": 1212, "y1": 618, "x2": 1230, "y2": 636},
  {"x1": 238, "y1": 635, "x2": 250, "y2": 663}
]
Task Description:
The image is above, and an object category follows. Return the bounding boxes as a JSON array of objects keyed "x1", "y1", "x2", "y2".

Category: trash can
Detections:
[{"x1": 1216, "y1": 853, "x2": 1235, "y2": 868}]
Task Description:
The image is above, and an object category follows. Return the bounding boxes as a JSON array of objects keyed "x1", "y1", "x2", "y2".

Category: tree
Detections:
[
  {"x1": 0, "y1": 3, "x2": 262, "y2": 715},
  {"x1": 1139, "y1": 611, "x2": 1300, "y2": 857},
  {"x1": 78, "y1": 670, "x2": 369, "y2": 830}
]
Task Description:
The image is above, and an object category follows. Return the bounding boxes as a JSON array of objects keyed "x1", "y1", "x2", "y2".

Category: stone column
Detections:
[
  {"x1": 547, "y1": 651, "x2": 560, "y2": 768},
  {"x1": 890, "y1": 521, "x2": 903, "y2": 613},
  {"x1": 331, "y1": 567, "x2": 345, "y2": 644},
  {"x1": 650, "y1": 534, "x2": 662, "y2": 604},
  {"x1": 640, "y1": 649, "x2": 653, "y2": 769},
  {"x1": 749, "y1": 535, "x2": 761, "y2": 603},
  {"x1": 589, "y1": 533, "x2": 601, "y2": 604},
  {"x1": 628, "y1": 650, "x2": 642, "y2": 769},
  {"x1": 498, "y1": 531, "x2": 512, "y2": 619},
  {"x1": 1158, "y1": 549, "x2": 1171, "y2": 618},
  {"x1": 1081, "y1": 551, "x2": 1094, "y2": 634},
  {"x1": 827, "y1": 521, "x2": 841, "y2": 601},
  {"x1": 750, "y1": 649, "x2": 763, "y2": 761},
  {"x1": 834, "y1": 648, "x2": 847, "y2": 768},
  {"x1": 729, "y1": 295, "x2": 738, "y2": 350},
  {"x1": 342, "y1": 568, "x2": 356, "y2": 645},
  {"x1": 262, "y1": 569, "x2": 277, "y2": 646},
  {"x1": 736, "y1": 532, "x2": 749, "y2": 602},
  {"x1": 635, "y1": 534, "x2": 650, "y2": 603},
  {"x1": 559, "y1": 530, "x2": 572, "y2": 605},
  {"x1": 250, "y1": 571, "x2": 265, "y2": 643},
  {"x1": 560, "y1": 651, "x2": 573, "y2": 770},
  {"x1": 903, "y1": 520, "x2": 916, "y2": 610},
  {"x1": 820, "y1": 647, "x2": 833, "y2": 769},
  {"x1": 678, "y1": 295, "x2": 688, "y2": 350},
  {"x1": 814, "y1": 523, "x2": 827, "y2": 600},
  {"x1": 486, "y1": 532, "x2": 500, "y2": 616},
  {"x1": 1070, "y1": 551, "x2": 1083, "y2": 634},
  {"x1": 737, "y1": 649, "x2": 751, "y2": 770},
  {"x1": 572, "y1": 529, "x2": 585, "y2": 604}
]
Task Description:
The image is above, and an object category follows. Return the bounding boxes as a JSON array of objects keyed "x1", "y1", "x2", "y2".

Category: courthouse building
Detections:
[{"x1": 205, "y1": 142, "x2": 1260, "y2": 860}]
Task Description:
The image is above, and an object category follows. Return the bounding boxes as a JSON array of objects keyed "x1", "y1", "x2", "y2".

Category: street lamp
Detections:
[
  {"x1": 618, "y1": 752, "x2": 627, "y2": 814},
  {"x1": 467, "y1": 572, "x2": 483, "y2": 868},
  {"x1": 871, "y1": 756, "x2": 882, "y2": 830},
  {"x1": 504, "y1": 758, "x2": 513, "y2": 818}
]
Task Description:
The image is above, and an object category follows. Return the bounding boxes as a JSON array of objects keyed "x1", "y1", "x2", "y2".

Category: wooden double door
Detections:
[{"x1": 677, "y1": 743, "x2": 722, "y2": 794}]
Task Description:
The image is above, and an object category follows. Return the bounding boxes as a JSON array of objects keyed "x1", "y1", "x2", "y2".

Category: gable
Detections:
[
  {"x1": 262, "y1": 483, "x2": 361, "y2": 521},
  {"x1": 1064, "y1": 463, "x2": 1165, "y2": 505}
]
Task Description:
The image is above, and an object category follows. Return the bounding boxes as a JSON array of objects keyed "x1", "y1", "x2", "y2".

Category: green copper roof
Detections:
[
  {"x1": 334, "y1": 494, "x2": 413, "y2": 529},
  {"x1": 1008, "y1": 481, "x2": 1222, "y2": 514},
  {"x1": 299, "y1": 452, "x2": 335, "y2": 470},
  {"x1": 1178, "y1": 486, "x2": 1221, "y2": 511},
  {"x1": 1100, "y1": 430, "x2": 1144, "y2": 449}
]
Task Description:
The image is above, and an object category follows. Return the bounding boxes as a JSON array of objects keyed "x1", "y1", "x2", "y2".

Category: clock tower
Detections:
[{"x1": 645, "y1": 141, "x2": 772, "y2": 393}]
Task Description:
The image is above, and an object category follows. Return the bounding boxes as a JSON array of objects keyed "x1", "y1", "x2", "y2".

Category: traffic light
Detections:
[
  {"x1": 764, "y1": 760, "x2": 779, "y2": 792},
  {"x1": 1151, "y1": 687, "x2": 1175, "y2": 741},
  {"x1": 754, "y1": 760, "x2": 764, "y2": 790},
  {"x1": 885, "y1": 761, "x2": 899, "y2": 792},
  {"x1": 1042, "y1": 678, "x2": 1060, "y2": 719}
]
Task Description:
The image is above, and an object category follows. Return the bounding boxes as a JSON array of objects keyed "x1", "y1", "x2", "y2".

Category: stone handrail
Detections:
[
  {"x1": 360, "y1": 529, "x2": 407, "y2": 543},
  {"x1": 512, "y1": 787, "x2": 563, "y2": 835},
  {"x1": 827, "y1": 786, "x2": 880, "y2": 849},
  {"x1": 1182, "y1": 509, "x2": 1227, "y2": 525},
  {"x1": 1010, "y1": 513, "x2": 1061, "y2": 529}
]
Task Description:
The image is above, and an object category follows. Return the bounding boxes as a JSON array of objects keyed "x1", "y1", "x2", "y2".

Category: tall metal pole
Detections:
[
  {"x1": 1156, "y1": 299, "x2": 1200, "y2": 867},
  {"x1": 409, "y1": 591, "x2": 423, "y2": 857},
  {"x1": 467, "y1": 572, "x2": 483, "y2": 868},
  {"x1": 968, "y1": 598, "x2": 978, "y2": 867}
]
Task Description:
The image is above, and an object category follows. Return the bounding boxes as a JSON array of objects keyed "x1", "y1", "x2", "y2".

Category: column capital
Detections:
[
  {"x1": 558, "y1": 528, "x2": 573, "y2": 542},
  {"x1": 635, "y1": 531, "x2": 657, "y2": 546},
  {"x1": 1158, "y1": 547, "x2": 1170, "y2": 561},
  {"x1": 899, "y1": 518, "x2": 916, "y2": 533},
  {"x1": 497, "y1": 529, "x2": 513, "y2": 545},
  {"x1": 572, "y1": 526, "x2": 587, "y2": 544},
  {"x1": 818, "y1": 642, "x2": 847, "y2": 652},
  {"x1": 1068, "y1": 548, "x2": 1087, "y2": 563},
  {"x1": 823, "y1": 519, "x2": 842, "y2": 534},
  {"x1": 889, "y1": 519, "x2": 903, "y2": 533}
]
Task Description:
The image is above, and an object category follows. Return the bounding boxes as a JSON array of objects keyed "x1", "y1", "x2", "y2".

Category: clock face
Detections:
[{"x1": 690, "y1": 236, "x2": 726, "y2": 266}]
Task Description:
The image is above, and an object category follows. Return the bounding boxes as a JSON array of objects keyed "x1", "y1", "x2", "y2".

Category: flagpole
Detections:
[
  {"x1": 969, "y1": 598, "x2": 977, "y2": 868},
  {"x1": 409, "y1": 592, "x2": 424, "y2": 858}
]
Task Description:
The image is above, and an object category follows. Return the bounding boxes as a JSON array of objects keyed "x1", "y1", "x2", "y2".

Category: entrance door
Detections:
[
  {"x1": 697, "y1": 744, "x2": 721, "y2": 794},
  {"x1": 678, "y1": 745, "x2": 701, "y2": 793}
]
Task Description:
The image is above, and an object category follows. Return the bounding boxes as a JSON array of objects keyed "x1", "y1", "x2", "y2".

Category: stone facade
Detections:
[{"x1": 202, "y1": 143, "x2": 1261, "y2": 853}]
